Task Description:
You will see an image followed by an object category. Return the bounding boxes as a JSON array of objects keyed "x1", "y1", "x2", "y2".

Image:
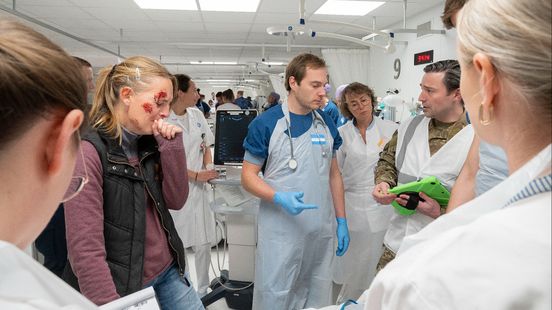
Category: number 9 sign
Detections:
[{"x1": 393, "y1": 58, "x2": 401, "y2": 79}]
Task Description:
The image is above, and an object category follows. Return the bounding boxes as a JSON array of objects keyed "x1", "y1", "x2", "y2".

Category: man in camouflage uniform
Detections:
[{"x1": 372, "y1": 60, "x2": 473, "y2": 270}]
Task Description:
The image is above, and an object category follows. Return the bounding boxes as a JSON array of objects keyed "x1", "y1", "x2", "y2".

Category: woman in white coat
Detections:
[
  {"x1": 333, "y1": 82, "x2": 398, "y2": 302},
  {"x1": 168, "y1": 74, "x2": 219, "y2": 296}
]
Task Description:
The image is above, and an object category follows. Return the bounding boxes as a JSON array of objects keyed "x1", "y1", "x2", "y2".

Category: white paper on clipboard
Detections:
[{"x1": 99, "y1": 287, "x2": 159, "y2": 310}]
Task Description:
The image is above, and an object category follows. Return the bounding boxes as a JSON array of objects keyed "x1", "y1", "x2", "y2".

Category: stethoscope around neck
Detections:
[{"x1": 283, "y1": 102, "x2": 329, "y2": 171}]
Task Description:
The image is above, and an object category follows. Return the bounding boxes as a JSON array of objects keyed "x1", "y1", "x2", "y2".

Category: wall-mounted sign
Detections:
[
  {"x1": 414, "y1": 50, "x2": 434, "y2": 65},
  {"x1": 393, "y1": 58, "x2": 401, "y2": 79}
]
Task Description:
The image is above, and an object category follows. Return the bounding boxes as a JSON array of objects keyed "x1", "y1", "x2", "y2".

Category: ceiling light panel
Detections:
[
  {"x1": 199, "y1": 0, "x2": 261, "y2": 12},
  {"x1": 314, "y1": 0, "x2": 385, "y2": 16},
  {"x1": 134, "y1": 0, "x2": 198, "y2": 10}
]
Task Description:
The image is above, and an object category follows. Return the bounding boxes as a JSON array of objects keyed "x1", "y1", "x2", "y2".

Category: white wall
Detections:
[{"x1": 369, "y1": 4, "x2": 458, "y2": 110}]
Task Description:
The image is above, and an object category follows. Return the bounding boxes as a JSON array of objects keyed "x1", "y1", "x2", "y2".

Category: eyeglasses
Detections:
[
  {"x1": 347, "y1": 97, "x2": 372, "y2": 111},
  {"x1": 61, "y1": 131, "x2": 89, "y2": 203}
]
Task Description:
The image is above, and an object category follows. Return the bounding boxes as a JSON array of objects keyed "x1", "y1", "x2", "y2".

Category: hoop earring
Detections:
[{"x1": 479, "y1": 103, "x2": 493, "y2": 126}]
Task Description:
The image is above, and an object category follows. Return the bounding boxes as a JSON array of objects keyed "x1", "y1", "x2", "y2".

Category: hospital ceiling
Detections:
[{"x1": 0, "y1": 0, "x2": 444, "y2": 84}]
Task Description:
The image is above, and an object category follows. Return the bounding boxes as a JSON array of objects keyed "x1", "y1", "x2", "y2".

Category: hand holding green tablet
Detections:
[{"x1": 388, "y1": 176, "x2": 450, "y2": 215}]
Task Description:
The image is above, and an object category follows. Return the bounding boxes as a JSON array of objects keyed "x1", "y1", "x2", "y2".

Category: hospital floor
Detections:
[{"x1": 187, "y1": 246, "x2": 232, "y2": 310}]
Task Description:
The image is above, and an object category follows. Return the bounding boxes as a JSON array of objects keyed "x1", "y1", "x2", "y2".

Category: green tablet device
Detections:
[{"x1": 388, "y1": 176, "x2": 450, "y2": 215}]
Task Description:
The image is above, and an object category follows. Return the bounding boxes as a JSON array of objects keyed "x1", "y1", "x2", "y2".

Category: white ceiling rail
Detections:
[
  {"x1": 302, "y1": 0, "x2": 393, "y2": 52},
  {"x1": 266, "y1": 25, "x2": 395, "y2": 53},
  {"x1": 314, "y1": 31, "x2": 395, "y2": 53},
  {"x1": 162, "y1": 62, "x2": 249, "y2": 67},
  {"x1": 362, "y1": 0, "x2": 445, "y2": 41},
  {"x1": 362, "y1": 27, "x2": 446, "y2": 41},
  {"x1": 0, "y1": 2, "x2": 123, "y2": 58},
  {"x1": 267, "y1": 24, "x2": 396, "y2": 53},
  {"x1": 266, "y1": 0, "x2": 396, "y2": 53},
  {"x1": 252, "y1": 63, "x2": 285, "y2": 77},
  {"x1": 169, "y1": 42, "x2": 354, "y2": 49},
  {"x1": 308, "y1": 20, "x2": 391, "y2": 40},
  {"x1": 313, "y1": 31, "x2": 395, "y2": 53}
]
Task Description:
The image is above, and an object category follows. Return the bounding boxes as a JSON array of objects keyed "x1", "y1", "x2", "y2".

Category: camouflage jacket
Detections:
[{"x1": 374, "y1": 114, "x2": 468, "y2": 187}]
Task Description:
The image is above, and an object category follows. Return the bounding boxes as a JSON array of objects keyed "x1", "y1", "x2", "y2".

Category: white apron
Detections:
[
  {"x1": 384, "y1": 116, "x2": 474, "y2": 253},
  {"x1": 253, "y1": 102, "x2": 335, "y2": 310},
  {"x1": 332, "y1": 118, "x2": 398, "y2": 302},
  {"x1": 167, "y1": 108, "x2": 216, "y2": 247}
]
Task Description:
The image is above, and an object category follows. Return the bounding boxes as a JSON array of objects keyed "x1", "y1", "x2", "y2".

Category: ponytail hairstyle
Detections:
[{"x1": 89, "y1": 56, "x2": 177, "y2": 140}]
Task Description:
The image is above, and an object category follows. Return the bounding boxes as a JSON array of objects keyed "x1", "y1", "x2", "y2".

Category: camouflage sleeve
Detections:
[{"x1": 375, "y1": 129, "x2": 399, "y2": 187}]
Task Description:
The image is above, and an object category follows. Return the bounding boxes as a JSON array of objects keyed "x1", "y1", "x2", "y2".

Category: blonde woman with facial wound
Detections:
[{"x1": 63, "y1": 56, "x2": 204, "y2": 309}]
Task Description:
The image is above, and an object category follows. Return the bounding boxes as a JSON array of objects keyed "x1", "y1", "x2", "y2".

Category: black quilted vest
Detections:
[{"x1": 64, "y1": 130, "x2": 186, "y2": 297}]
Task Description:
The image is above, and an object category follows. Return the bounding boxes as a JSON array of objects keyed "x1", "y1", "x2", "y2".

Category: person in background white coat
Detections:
[
  {"x1": 168, "y1": 74, "x2": 219, "y2": 297},
  {"x1": 0, "y1": 19, "x2": 96, "y2": 309},
  {"x1": 217, "y1": 89, "x2": 241, "y2": 110},
  {"x1": 332, "y1": 83, "x2": 398, "y2": 302}
]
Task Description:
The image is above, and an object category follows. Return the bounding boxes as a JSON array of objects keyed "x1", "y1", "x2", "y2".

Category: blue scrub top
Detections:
[
  {"x1": 321, "y1": 100, "x2": 340, "y2": 126},
  {"x1": 243, "y1": 104, "x2": 342, "y2": 165}
]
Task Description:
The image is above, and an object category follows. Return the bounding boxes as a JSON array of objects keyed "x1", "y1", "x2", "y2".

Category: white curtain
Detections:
[
  {"x1": 268, "y1": 73, "x2": 288, "y2": 104},
  {"x1": 321, "y1": 48, "x2": 371, "y2": 98}
]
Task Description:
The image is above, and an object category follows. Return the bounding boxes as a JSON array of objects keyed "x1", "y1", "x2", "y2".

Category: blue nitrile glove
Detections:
[
  {"x1": 336, "y1": 217, "x2": 350, "y2": 256},
  {"x1": 273, "y1": 192, "x2": 318, "y2": 216}
]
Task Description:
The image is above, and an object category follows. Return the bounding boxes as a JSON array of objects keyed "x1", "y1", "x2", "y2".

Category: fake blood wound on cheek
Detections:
[
  {"x1": 154, "y1": 90, "x2": 168, "y2": 104},
  {"x1": 142, "y1": 102, "x2": 154, "y2": 113}
]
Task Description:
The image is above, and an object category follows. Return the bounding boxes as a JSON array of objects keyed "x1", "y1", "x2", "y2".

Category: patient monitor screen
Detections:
[{"x1": 214, "y1": 109, "x2": 257, "y2": 165}]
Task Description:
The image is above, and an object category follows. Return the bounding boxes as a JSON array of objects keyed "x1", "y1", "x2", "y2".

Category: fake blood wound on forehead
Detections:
[
  {"x1": 142, "y1": 103, "x2": 153, "y2": 113},
  {"x1": 154, "y1": 90, "x2": 168, "y2": 104}
]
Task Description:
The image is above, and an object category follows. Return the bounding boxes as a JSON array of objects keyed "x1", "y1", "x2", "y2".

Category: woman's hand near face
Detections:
[{"x1": 152, "y1": 118, "x2": 182, "y2": 139}]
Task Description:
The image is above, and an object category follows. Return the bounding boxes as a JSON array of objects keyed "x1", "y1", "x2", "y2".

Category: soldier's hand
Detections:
[{"x1": 373, "y1": 182, "x2": 397, "y2": 205}]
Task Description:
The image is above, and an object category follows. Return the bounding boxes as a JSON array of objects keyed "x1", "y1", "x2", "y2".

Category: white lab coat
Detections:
[
  {"x1": 359, "y1": 189, "x2": 551, "y2": 309},
  {"x1": 167, "y1": 108, "x2": 216, "y2": 294},
  {"x1": 167, "y1": 108, "x2": 216, "y2": 248},
  {"x1": 305, "y1": 144, "x2": 552, "y2": 310},
  {"x1": 0, "y1": 240, "x2": 97, "y2": 309},
  {"x1": 333, "y1": 118, "x2": 397, "y2": 301},
  {"x1": 384, "y1": 116, "x2": 474, "y2": 253}
]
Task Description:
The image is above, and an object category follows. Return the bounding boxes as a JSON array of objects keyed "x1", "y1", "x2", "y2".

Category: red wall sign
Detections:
[{"x1": 414, "y1": 50, "x2": 434, "y2": 65}]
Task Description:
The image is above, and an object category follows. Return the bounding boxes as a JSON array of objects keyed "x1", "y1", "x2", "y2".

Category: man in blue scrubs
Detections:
[{"x1": 241, "y1": 53, "x2": 350, "y2": 309}]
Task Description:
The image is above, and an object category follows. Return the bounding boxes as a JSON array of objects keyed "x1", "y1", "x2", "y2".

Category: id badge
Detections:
[{"x1": 311, "y1": 133, "x2": 327, "y2": 145}]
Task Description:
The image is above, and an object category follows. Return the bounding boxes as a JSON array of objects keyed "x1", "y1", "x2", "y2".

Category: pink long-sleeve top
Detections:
[{"x1": 64, "y1": 132, "x2": 188, "y2": 305}]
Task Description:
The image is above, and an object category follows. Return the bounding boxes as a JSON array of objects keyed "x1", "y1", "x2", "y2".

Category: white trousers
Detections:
[{"x1": 191, "y1": 243, "x2": 211, "y2": 295}]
